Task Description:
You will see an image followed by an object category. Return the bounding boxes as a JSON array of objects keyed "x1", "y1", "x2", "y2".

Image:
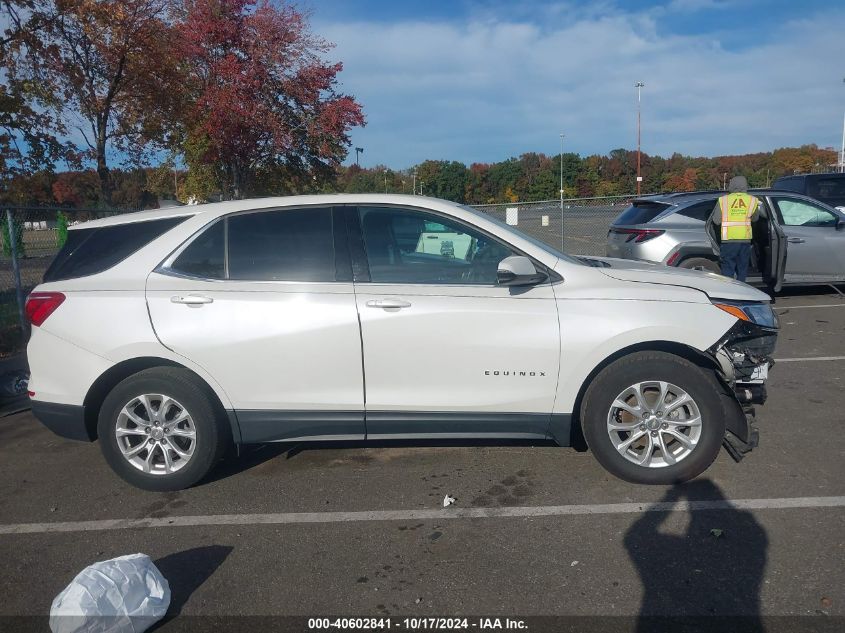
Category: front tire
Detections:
[
  {"x1": 98, "y1": 367, "x2": 229, "y2": 491},
  {"x1": 581, "y1": 351, "x2": 726, "y2": 485}
]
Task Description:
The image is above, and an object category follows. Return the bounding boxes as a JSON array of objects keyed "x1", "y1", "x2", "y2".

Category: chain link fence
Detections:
[
  {"x1": 1, "y1": 207, "x2": 126, "y2": 357},
  {"x1": 471, "y1": 194, "x2": 634, "y2": 256}
]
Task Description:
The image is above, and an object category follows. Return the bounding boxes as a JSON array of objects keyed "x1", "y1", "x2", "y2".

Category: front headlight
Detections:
[{"x1": 713, "y1": 301, "x2": 778, "y2": 329}]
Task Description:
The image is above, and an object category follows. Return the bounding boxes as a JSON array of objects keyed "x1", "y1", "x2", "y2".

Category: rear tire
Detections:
[
  {"x1": 678, "y1": 257, "x2": 719, "y2": 273},
  {"x1": 98, "y1": 367, "x2": 230, "y2": 491},
  {"x1": 581, "y1": 351, "x2": 726, "y2": 485}
]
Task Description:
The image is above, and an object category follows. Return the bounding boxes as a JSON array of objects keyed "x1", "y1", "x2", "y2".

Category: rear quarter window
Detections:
[
  {"x1": 674, "y1": 200, "x2": 716, "y2": 222},
  {"x1": 613, "y1": 202, "x2": 669, "y2": 225},
  {"x1": 43, "y1": 216, "x2": 189, "y2": 282}
]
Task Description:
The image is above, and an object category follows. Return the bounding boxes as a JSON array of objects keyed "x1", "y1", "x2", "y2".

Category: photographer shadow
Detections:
[{"x1": 624, "y1": 479, "x2": 768, "y2": 632}]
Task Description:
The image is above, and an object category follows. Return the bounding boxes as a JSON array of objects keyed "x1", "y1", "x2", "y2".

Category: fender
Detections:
[{"x1": 664, "y1": 241, "x2": 718, "y2": 265}]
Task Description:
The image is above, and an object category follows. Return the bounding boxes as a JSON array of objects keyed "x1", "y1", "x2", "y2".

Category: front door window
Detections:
[{"x1": 358, "y1": 206, "x2": 515, "y2": 284}]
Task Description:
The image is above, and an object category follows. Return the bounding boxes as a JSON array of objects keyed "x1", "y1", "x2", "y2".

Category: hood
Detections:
[{"x1": 582, "y1": 256, "x2": 771, "y2": 302}]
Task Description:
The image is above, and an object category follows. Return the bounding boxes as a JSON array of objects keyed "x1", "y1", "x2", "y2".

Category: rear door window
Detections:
[
  {"x1": 227, "y1": 208, "x2": 335, "y2": 281},
  {"x1": 613, "y1": 202, "x2": 669, "y2": 225},
  {"x1": 44, "y1": 216, "x2": 189, "y2": 282}
]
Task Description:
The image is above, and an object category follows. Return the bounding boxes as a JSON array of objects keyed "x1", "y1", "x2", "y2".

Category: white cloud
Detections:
[
  {"x1": 665, "y1": 0, "x2": 731, "y2": 13},
  {"x1": 319, "y1": 6, "x2": 845, "y2": 167}
]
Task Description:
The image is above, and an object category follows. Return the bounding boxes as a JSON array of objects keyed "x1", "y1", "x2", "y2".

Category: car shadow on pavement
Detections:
[
  {"x1": 624, "y1": 479, "x2": 767, "y2": 632},
  {"x1": 202, "y1": 438, "x2": 560, "y2": 485},
  {"x1": 153, "y1": 545, "x2": 233, "y2": 620}
]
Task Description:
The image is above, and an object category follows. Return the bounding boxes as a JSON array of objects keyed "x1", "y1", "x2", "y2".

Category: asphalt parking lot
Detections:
[{"x1": 1, "y1": 287, "x2": 844, "y2": 632}]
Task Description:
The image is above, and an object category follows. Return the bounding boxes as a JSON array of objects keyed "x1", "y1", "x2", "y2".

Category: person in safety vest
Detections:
[{"x1": 710, "y1": 175, "x2": 760, "y2": 282}]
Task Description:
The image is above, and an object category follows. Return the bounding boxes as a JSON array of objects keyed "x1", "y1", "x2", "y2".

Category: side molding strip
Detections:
[{"x1": 234, "y1": 410, "x2": 573, "y2": 446}]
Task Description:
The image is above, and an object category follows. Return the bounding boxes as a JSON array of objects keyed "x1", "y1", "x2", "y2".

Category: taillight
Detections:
[
  {"x1": 610, "y1": 228, "x2": 665, "y2": 243},
  {"x1": 25, "y1": 292, "x2": 65, "y2": 326}
]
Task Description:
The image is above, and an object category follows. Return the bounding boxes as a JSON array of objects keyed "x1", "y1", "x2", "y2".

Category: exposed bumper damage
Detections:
[{"x1": 708, "y1": 321, "x2": 778, "y2": 462}]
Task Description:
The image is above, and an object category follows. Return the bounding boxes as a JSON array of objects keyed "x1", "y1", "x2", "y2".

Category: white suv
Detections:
[{"x1": 26, "y1": 195, "x2": 778, "y2": 490}]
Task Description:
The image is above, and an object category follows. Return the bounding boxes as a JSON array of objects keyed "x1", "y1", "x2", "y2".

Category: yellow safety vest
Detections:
[{"x1": 719, "y1": 193, "x2": 758, "y2": 241}]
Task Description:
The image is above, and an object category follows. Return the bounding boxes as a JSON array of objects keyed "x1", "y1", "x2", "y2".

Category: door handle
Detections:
[
  {"x1": 366, "y1": 299, "x2": 412, "y2": 309},
  {"x1": 171, "y1": 294, "x2": 214, "y2": 305},
  {"x1": 786, "y1": 238, "x2": 805, "y2": 244}
]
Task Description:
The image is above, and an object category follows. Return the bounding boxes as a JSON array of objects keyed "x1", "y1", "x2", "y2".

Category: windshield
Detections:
[{"x1": 460, "y1": 204, "x2": 583, "y2": 265}]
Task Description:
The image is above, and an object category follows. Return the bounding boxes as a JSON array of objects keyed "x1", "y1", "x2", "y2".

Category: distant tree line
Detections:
[
  {"x1": 0, "y1": 144, "x2": 837, "y2": 209},
  {"x1": 334, "y1": 144, "x2": 837, "y2": 205}
]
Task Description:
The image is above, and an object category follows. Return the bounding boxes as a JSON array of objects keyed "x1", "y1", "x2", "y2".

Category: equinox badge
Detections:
[{"x1": 485, "y1": 370, "x2": 547, "y2": 377}]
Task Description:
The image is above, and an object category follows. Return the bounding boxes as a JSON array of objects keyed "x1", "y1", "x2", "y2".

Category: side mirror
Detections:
[
  {"x1": 496, "y1": 256, "x2": 548, "y2": 287},
  {"x1": 836, "y1": 219, "x2": 845, "y2": 231}
]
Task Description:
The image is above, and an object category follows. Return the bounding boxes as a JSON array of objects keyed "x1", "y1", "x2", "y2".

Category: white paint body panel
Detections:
[
  {"x1": 27, "y1": 194, "x2": 766, "y2": 432},
  {"x1": 26, "y1": 327, "x2": 113, "y2": 406},
  {"x1": 355, "y1": 283, "x2": 559, "y2": 413},
  {"x1": 146, "y1": 274, "x2": 364, "y2": 411},
  {"x1": 26, "y1": 288, "x2": 237, "y2": 409}
]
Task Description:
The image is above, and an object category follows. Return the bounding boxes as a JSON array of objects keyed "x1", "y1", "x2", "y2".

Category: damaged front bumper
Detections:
[{"x1": 708, "y1": 320, "x2": 778, "y2": 462}]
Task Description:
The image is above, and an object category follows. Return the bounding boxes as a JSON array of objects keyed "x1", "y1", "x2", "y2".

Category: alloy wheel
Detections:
[
  {"x1": 114, "y1": 394, "x2": 197, "y2": 475},
  {"x1": 606, "y1": 381, "x2": 702, "y2": 468}
]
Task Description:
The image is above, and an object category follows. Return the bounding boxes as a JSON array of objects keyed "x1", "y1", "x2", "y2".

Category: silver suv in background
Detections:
[{"x1": 606, "y1": 190, "x2": 845, "y2": 290}]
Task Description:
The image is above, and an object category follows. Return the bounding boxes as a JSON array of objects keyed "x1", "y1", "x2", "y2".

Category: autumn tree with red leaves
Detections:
[{"x1": 175, "y1": 0, "x2": 364, "y2": 199}]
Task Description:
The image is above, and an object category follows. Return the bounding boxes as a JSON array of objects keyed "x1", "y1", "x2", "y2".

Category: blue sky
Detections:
[{"x1": 302, "y1": 0, "x2": 845, "y2": 169}]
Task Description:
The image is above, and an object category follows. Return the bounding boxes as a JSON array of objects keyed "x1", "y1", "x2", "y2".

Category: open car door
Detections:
[
  {"x1": 707, "y1": 198, "x2": 787, "y2": 292},
  {"x1": 705, "y1": 213, "x2": 720, "y2": 256},
  {"x1": 766, "y1": 207, "x2": 787, "y2": 292}
]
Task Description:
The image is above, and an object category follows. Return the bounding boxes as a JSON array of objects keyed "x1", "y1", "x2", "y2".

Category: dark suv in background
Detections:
[{"x1": 772, "y1": 173, "x2": 845, "y2": 211}]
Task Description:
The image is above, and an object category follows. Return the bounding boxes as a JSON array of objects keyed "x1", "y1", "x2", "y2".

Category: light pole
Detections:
[
  {"x1": 635, "y1": 81, "x2": 645, "y2": 195},
  {"x1": 840, "y1": 77, "x2": 845, "y2": 173},
  {"x1": 559, "y1": 133, "x2": 565, "y2": 252},
  {"x1": 355, "y1": 147, "x2": 363, "y2": 166},
  {"x1": 413, "y1": 168, "x2": 417, "y2": 195},
  {"x1": 383, "y1": 169, "x2": 388, "y2": 193}
]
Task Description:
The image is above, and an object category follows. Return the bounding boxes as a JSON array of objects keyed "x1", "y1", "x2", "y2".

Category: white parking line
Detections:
[
  {"x1": 1, "y1": 496, "x2": 843, "y2": 535},
  {"x1": 775, "y1": 356, "x2": 845, "y2": 362},
  {"x1": 776, "y1": 303, "x2": 845, "y2": 310}
]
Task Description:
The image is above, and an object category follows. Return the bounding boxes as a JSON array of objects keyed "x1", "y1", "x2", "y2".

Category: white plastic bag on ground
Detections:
[{"x1": 50, "y1": 553, "x2": 170, "y2": 633}]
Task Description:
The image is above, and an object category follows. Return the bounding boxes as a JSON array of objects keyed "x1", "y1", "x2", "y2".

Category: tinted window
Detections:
[
  {"x1": 772, "y1": 177, "x2": 803, "y2": 193},
  {"x1": 227, "y1": 208, "x2": 335, "y2": 281},
  {"x1": 774, "y1": 198, "x2": 838, "y2": 227},
  {"x1": 170, "y1": 220, "x2": 225, "y2": 279},
  {"x1": 359, "y1": 207, "x2": 514, "y2": 284},
  {"x1": 44, "y1": 216, "x2": 189, "y2": 282},
  {"x1": 808, "y1": 177, "x2": 845, "y2": 206},
  {"x1": 675, "y1": 200, "x2": 715, "y2": 222},
  {"x1": 613, "y1": 202, "x2": 669, "y2": 225}
]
